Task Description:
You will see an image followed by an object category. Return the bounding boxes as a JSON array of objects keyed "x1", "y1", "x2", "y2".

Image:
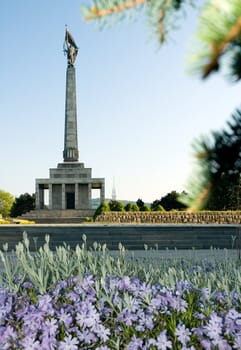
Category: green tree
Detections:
[
  {"x1": 159, "y1": 191, "x2": 187, "y2": 211},
  {"x1": 0, "y1": 190, "x2": 15, "y2": 218},
  {"x1": 136, "y1": 198, "x2": 145, "y2": 210},
  {"x1": 150, "y1": 200, "x2": 166, "y2": 212},
  {"x1": 93, "y1": 201, "x2": 110, "y2": 220},
  {"x1": 109, "y1": 200, "x2": 125, "y2": 211},
  {"x1": 136, "y1": 198, "x2": 150, "y2": 211},
  {"x1": 10, "y1": 193, "x2": 35, "y2": 217},
  {"x1": 124, "y1": 203, "x2": 139, "y2": 211}
]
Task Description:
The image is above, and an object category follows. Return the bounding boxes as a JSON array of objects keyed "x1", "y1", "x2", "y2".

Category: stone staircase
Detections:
[{"x1": 19, "y1": 209, "x2": 95, "y2": 224}]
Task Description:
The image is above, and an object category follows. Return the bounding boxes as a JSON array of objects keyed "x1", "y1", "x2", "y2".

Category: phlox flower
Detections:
[
  {"x1": 37, "y1": 294, "x2": 54, "y2": 314},
  {"x1": 40, "y1": 333, "x2": 57, "y2": 350},
  {"x1": 20, "y1": 336, "x2": 41, "y2": 350},
  {"x1": 126, "y1": 335, "x2": 143, "y2": 350},
  {"x1": 22, "y1": 310, "x2": 45, "y2": 337},
  {"x1": 78, "y1": 274, "x2": 96, "y2": 295},
  {"x1": 95, "y1": 323, "x2": 110, "y2": 341},
  {"x1": 225, "y1": 308, "x2": 241, "y2": 336},
  {"x1": 155, "y1": 330, "x2": 172, "y2": 350},
  {"x1": 200, "y1": 338, "x2": 212, "y2": 350},
  {"x1": 233, "y1": 335, "x2": 241, "y2": 349},
  {"x1": 96, "y1": 346, "x2": 111, "y2": 350},
  {"x1": 200, "y1": 287, "x2": 210, "y2": 300},
  {"x1": 175, "y1": 323, "x2": 191, "y2": 345},
  {"x1": 175, "y1": 280, "x2": 193, "y2": 294},
  {"x1": 78, "y1": 329, "x2": 98, "y2": 344},
  {"x1": 118, "y1": 276, "x2": 132, "y2": 291},
  {"x1": 212, "y1": 337, "x2": 232, "y2": 350},
  {"x1": 0, "y1": 325, "x2": 18, "y2": 350},
  {"x1": 66, "y1": 291, "x2": 79, "y2": 302},
  {"x1": 57, "y1": 308, "x2": 73, "y2": 327},
  {"x1": 43, "y1": 318, "x2": 58, "y2": 337},
  {"x1": 59, "y1": 335, "x2": 79, "y2": 350},
  {"x1": 204, "y1": 313, "x2": 223, "y2": 340},
  {"x1": 136, "y1": 310, "x2": 154, "y2": 330},
  {"x1": 170, "y1": 296, "x2": 188, "y2": 312}
]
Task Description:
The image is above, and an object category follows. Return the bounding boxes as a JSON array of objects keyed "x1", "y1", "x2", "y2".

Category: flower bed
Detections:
[{"x1": 0, "y1": 234, "x2": 241, "y2": 349}]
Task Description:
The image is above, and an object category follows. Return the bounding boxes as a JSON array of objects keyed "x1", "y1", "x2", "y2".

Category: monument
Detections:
[{"x1": 30, "y1": 28, "x2": 105, "y2": 222}]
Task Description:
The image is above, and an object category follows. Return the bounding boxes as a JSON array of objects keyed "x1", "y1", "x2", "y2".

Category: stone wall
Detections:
[{"x1": 95, "y1": 211, "x2": 241, "y2": 224}]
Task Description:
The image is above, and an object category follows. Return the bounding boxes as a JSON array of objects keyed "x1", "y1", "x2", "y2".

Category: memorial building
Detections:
[{"x1": 32, "y1": 28, "x2": 105, "y2": 220}]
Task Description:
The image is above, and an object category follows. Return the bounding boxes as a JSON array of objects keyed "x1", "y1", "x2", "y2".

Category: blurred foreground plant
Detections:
[{"x1": 181, "y1": 108, "x2": 241, "y2": 211}]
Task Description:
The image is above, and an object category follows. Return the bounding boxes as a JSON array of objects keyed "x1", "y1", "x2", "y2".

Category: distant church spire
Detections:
[{"x1": 112, "y1": 177, "x2": 117, "y2": 200}]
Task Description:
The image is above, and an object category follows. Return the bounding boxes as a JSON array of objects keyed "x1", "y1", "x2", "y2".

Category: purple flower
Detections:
[
  {"x1": 0, "y1": 325, "x2": 18, "y2": 350},
  {"x1": 43, "y1": 318, "x2": 58, "y2": 337},
  {"x1": 40, "y1": 336, "x2": 57, "y2": 350},
  {"x1": 37, "y1": 294, "x2": 54, "y2": 314},
  {"x1": 59, "y1": 335, "x2": 79, "y2": 350},
  {"x1": 95, "y1": 324, "x2": 110, "y2": 341},
  {"x1": 200, "y1": 339, "x2": 212, "y2": 350},
  {"x1": 57, "y1": 308, "x2": 73, "y2": 327},
  {"x1": 204, "y1": 313, "x2": 223, "y2": 340},
  {"x1": 200, "y1": 287, "x2": 210, "y2": 300},
  {"x1": 118, "y1": 276, "x2": 132, "y2": 291},
  {"x1": 20, "y1": 336, "x2": 41, "y2": 350},
  {"x1": 126, "y1": 335, "x2": 143, "y2": 350},
  {"x1": 76, "y1": 301, "x2": 99, "y2": 329},
  {"x1": 22, "y1": 281, "x2": 33, "y2": 289},
  {"x1": 233, "y1": 335, "x2": 241, "y2": 349},
  {"x1": 155, "y1": 330, "x2": 172, "y2": 350},
  {"x1": 212, "y1": 337, "x2": 232, "y2": 350},
  {"x1": 175, "y1": 323, "x2": 191, "y2": 345}
]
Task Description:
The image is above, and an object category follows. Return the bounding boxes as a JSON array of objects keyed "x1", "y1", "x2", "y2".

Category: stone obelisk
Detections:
[{"x1": 63, "y1": 26, "x2": 79, "y2": 162}]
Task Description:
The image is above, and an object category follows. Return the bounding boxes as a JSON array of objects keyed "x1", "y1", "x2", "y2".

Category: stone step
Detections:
[{"x1": 19, "y1": 209, "x2": 95, "y2": 224}]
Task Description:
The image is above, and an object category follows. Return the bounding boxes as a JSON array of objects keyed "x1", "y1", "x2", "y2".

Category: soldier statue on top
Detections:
[{"x1": 64, "y1": 26, "x2": 79, "y2": 66}]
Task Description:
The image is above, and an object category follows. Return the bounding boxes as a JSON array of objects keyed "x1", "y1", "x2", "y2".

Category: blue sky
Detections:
[{"x1": 1, "y1": 1, "x2": 241, "y2": 203}]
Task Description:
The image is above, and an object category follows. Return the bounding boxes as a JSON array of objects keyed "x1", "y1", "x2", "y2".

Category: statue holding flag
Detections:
[{"x1": 64, "y1": 26, "x2": 79, "y2": 66}]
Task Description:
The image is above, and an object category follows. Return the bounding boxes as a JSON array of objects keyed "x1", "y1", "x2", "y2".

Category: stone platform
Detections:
[
  {"x1": 19, "y1": 209, "x2": 95, "y2": 224},
  {"x1": 0, "y1": 224, "x2": 240, "y2": 251}
]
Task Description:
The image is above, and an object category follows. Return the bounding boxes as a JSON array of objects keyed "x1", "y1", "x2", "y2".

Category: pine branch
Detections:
[
  {"x1": 82, "y1": 0, "x2": 195, "y2": 43},
  {"x1": 84, "y1": 0, "x2": 148, "y2": 20},
  {"x1": 188, "y1": 0, "x2": 241, "y2": 80},
  {"x1": 187, "y1": 182, "x2": 212, "y2": 212},
  {"x1": 203, "y1": 16, "x2": 241, "y2": 78}
]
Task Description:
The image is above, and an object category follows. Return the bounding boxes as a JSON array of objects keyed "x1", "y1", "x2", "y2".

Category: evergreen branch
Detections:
[
  {"x1": 203, "y1": 16, "x2": 241, "y2": 78},
  {"x1": 84, "y1": 0, "x2": 148, "y2": 20},
  {"x1": 187, "y1": 181, "x2": 212, "y2": 212},
  {"x1": 188, "y1": 0, "x2": 241, "y2": 79}
]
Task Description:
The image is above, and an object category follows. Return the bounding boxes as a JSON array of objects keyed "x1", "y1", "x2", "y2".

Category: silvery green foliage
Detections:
[{"x1": 0, "y1": 233, "x2": 241, "y2": 295}]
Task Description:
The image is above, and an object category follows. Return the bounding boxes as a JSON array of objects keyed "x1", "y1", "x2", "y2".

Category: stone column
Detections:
[
  {"x1": 63, "y1": 65, "x2": 79, "y2": 162},
  {"x1": 39, "y1": 188, "x2": 44, "y2": 209},
  {"x1": 62, "y1": 184, "x2": 66, "y2": 210},
  {"x1": 49, "y1": 184, "x2": 53, "y2": 210},
  {"x1": 100, "y1": 183, "x2": 105, "y2": 203},
  {"x1": 75, "y1": 183, "x2": 79, "y2": 209},
  {"x1": 88, "y1": 184, "x2": 92, "y2": 208},
  {"x1": 35, "y1": 183, "x2": 40, "y2": 209}
]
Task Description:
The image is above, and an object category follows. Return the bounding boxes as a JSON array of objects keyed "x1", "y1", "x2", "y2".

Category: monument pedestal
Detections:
[{"x1": 35, "y1": 162, "x2": 104, "y2": 211}]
